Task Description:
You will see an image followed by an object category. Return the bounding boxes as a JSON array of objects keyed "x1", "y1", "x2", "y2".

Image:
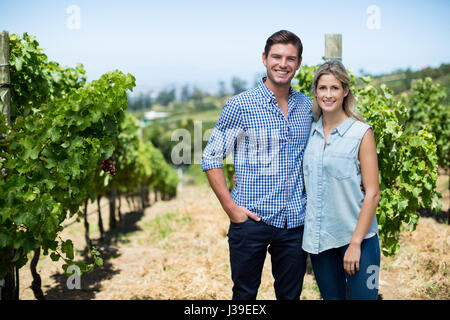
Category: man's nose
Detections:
[{"x1": 279, "y1": 58, "x2": 288, "y2": 68}]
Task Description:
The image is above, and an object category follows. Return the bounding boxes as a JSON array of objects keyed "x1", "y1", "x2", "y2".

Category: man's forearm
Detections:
[{"x1": 205, "y1": 168, "x2": 236, "y2": 215}]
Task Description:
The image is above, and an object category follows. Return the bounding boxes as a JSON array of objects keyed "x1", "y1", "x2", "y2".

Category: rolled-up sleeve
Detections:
[{"x1": 201, "y1": 98, "x2": 243, "y2": 171}]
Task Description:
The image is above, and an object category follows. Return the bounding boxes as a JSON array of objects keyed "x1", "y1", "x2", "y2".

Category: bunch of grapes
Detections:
[{"x1": 101, "y1": 156, "x2": 116, "y2": 176}]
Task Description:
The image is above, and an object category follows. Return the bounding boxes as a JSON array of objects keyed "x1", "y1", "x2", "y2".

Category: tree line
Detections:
[{"x1": 127, "y1": 76, "x2": 256, "y2": 110}]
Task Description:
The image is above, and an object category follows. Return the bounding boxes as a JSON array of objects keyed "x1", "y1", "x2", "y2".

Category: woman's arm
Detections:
[{"x1": 343, "y1": 128, "x2": 381, "y2": 275}]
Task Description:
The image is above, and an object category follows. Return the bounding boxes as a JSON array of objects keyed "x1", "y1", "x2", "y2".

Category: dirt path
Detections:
[{"x1": 18, "y1": 183, "x2": 449, "y2": 300}]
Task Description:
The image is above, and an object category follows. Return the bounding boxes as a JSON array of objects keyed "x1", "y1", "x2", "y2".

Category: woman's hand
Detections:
[
  {"x1": 232, "y1": 173, "x2": 237, "y2": 186},
  {"x1": 343, "y1": 243, "x2": 361, "y2": 276}
]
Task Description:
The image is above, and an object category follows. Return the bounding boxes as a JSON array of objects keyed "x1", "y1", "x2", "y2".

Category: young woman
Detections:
[{"x1": 301, "y1": 60, "x2": 381, "y2": 300}]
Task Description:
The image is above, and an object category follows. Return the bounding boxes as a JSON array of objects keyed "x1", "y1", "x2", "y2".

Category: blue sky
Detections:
[{"x1": 1, "y1": 0, "x2": 449, "y2": 94}]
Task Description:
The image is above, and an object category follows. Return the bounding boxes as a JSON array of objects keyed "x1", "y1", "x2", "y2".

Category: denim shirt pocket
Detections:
[{"x1": 324, "y1": 152, "x2": 354, "y2": 180}]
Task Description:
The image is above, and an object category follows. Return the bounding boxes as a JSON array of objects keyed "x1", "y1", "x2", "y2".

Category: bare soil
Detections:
[{"x1": 18, "y1": 178, "x2": 449, "y2": 300}]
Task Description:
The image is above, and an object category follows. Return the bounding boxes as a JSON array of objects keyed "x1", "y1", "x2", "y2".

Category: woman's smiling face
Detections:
[{"x1": 315, "y1": 73, "x2": 349, "y2": 114}]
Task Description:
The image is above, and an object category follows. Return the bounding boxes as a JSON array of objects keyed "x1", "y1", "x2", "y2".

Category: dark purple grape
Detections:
[{"x1": 100, "y1": 156, "x2": 117, "y2": 176}]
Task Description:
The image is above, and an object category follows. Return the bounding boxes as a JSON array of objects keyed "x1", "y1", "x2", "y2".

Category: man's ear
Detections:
[
  {"x1": 296, "y1": 57, "x2": 302, "y2": 70},
  {"x1": 262, "y1": 52, "x2": 267, "y2": 67}
]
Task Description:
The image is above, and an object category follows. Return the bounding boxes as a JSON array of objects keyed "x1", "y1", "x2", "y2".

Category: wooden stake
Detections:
[
  {"x1": 0, "y1": 31, "x2": 10, "y2": 125},
  {"x1": 325, "y1": 34, "x2": 342, "y2": 62},
  {"x1": 0, "y1": 31, "x2": 16, "y2": 301}
]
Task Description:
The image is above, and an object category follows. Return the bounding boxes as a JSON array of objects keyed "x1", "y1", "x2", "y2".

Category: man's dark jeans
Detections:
[{"x1": 227, "y1": 218, "x2": 307, "y2": 300}]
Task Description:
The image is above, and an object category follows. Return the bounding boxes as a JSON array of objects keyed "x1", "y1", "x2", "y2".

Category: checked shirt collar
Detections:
[{"x1": 258, "y1": 77, "x2": 297, "y2": 115}]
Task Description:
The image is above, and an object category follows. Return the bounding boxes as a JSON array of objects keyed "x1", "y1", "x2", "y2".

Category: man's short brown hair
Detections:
[{"x1": 264, "y1": 30, "x2": 303, "y2": 60}]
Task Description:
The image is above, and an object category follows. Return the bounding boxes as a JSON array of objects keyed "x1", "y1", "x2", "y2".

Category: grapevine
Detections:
[{"x1": 0, "y1": 33, "x2": 178, "y2": 293}]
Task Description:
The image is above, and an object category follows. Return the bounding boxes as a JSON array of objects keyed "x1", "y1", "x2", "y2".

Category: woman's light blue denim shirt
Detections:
[{"x1": 302, "y1": 116, "x2": 378, "y2": 254}]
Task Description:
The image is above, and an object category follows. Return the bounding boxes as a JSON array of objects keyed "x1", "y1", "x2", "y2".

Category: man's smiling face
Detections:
[{"x1": 263, "y1": 43, "x2": 301, "y2": 88}]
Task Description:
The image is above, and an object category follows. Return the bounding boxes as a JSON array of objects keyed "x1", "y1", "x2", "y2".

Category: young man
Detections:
[{"x1": 201, "y1": 30, "x2": 314, "y2": 300}]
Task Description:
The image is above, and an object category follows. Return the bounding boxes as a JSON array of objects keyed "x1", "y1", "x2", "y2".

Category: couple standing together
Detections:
[{"x1": 201, "y1": 30, "x2": 380, "y2": 300}]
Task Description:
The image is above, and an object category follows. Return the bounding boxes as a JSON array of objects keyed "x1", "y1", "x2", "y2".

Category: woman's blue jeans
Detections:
[{"x1": 309, "y1": 235, "x2": 380, "y2": 300}]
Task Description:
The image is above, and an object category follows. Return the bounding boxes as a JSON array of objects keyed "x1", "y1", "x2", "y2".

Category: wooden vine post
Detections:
[
  {"x1": 0, "y1": 30, "x2": 19, "y2": 300},
  {"x1": 325, "y1": 33, "x2": 342, "y2": 61},
  {"x1": 0, "y1": 31, "x2": 10, "y2": 124}
]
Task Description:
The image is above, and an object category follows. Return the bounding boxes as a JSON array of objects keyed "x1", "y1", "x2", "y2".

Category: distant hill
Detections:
[{"x1": 369, "y1": 63, "x2": 450, "y2": 104}]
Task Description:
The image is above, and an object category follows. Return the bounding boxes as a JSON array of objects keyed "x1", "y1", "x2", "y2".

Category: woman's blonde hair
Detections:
[{"x1": 311, "y1": 60, "x2": 364, "y2": 122}]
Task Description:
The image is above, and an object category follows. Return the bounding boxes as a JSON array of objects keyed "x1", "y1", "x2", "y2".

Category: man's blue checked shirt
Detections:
[{"x1": 201, "y1": 77, "x2": 314, "y2": 229}]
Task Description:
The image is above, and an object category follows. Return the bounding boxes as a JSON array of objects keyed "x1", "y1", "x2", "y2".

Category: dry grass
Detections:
[
  {"x1": 379, "y1": 172, "x2": 449, "y2": 300},
  {"x1": 18, "y1": 176, "x2": 449, "y2": 300},
  {"x1": 379, "y1": 217, "x2": 449, "y2": 299}
]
